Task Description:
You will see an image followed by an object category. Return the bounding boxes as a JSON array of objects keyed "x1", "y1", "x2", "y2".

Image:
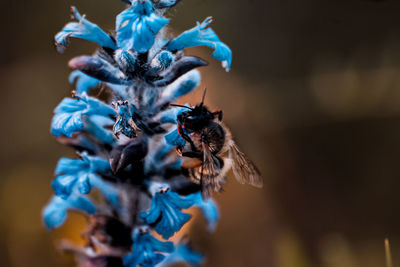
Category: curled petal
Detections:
[
  {"x1": 116, "y1": 0, "x2": 169, "y2": 52},
  {"x1": 167, "y1": 17, "x2": 232, "y2": 71},
  {"x1": 151, "y1": 56, "x2": 207, "y2": 87},
  {"x1": 69, "y1": 56, "x2": 129, "y2": 85},
  {"x1": 55, "y1": 6, "x2": 116, "y2": 53}
]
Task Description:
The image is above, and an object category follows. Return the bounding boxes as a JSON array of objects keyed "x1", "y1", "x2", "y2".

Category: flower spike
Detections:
[{"x1": 43, "y1": 1, "x2": 258, "y2": 266}]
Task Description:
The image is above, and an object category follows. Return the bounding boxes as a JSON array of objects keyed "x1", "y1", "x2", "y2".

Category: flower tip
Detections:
[
  {"x1": 222, "y1": 61, "x2": 230, "y2": 72},
  {"x1": 68, "y1": 56, "x2": 90, "y2": 70}
]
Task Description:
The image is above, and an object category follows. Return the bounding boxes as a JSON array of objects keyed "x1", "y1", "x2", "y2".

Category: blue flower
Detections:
[
  {"x1": 124, "y1": 227, "x2": 174, "y2": 267},
  {"x1": 51, "y1": 93, "x2": 115, "y2": 139},
  {"x1": 51, "y1": 152, "x2": 111, "y2": 199},
  {"x1": 112, "y1": 101, "x2": 137, "y2": 138},
  {"x1": 55, "y1": 6, "x2": 117, "y2": 53},
  {"x1": 167, "y1": 17, "x2": 232, "y2": 71},
  {"x1": 116, "y1": 0, "x2": 169, "y2": 53},
  {"x1": 161, "y1": 242, "x2": 203, "y2": 267},
  {"x1": 42, "y1": 191, "x2": 96, "y2": 229},
  {"x1": 140, "y1": 184, "x2": 194, "y2": 239}
]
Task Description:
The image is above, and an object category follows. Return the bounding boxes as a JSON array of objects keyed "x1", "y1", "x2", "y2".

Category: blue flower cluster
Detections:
[{"x1": 43, "y1": 0, "x2": 232, "y2": 266}]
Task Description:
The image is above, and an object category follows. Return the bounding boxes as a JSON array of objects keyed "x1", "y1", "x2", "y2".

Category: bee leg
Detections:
[
  {"x1": 212, "y1": 110, "x2": 223, "y2": 121},
  {"x1": 176, "y1": 146, "x2": 183, "y2": 156},
  {"x1": 177, "y1": 122, "x2": 197, "y2": 151}
]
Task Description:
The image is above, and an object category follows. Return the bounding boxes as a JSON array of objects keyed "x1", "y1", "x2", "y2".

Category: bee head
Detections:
[{"x1": 178, "y1": 105, "x2": 214, "y2": 131}]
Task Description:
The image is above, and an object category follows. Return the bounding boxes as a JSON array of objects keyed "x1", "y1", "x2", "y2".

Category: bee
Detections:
[{"x1": 171, "y1": 89, "x2": 263, "y2": 197}]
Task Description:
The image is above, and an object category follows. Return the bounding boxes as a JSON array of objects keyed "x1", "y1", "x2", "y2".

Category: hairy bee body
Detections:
[{"x1": 175, "y1": 102, "x2": 263, "y2": 197}]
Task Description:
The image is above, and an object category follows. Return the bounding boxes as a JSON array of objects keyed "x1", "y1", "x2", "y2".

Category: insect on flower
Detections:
[
  {"x1": 43, "y1": 0, "x2": 262, "y2": 265},
  {"x1": 170, "y1": 89, "x2": 263, "y2": 197}
]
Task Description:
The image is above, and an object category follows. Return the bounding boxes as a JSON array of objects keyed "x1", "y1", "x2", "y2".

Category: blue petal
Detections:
[
  {"x1": 51, "y1": 111, "x2": 84, "y2": 138},
  {"x1": 156, "y1": 107, "x2": 187, "y2": 124},
  {"x1": 116, "y1": 0, "x2": 169, "y2": 52},
  {"x1": 50, "y1": 94, "x2": 115, "y2": 139},
  {"x1": 42, "y1": 193, "x2": 96, "y2": 229},
  {"x1": 124, "y1": 228, "x2": 174, "y2": 267},
  {"x1": 52, "y1": 153, "x2": 111, "y2": 199},
  {"x1": 165, "y1": 129, "x2": 186, "y2": 147},
  {"x1": 55, "y1": 7, "x2": 116, "y2": 53},
  {"x1": 77, "y1": 174, "x2": 92, "y2": 194},
  {"x1": 140, "y1": 185, "x2": 195, "y2": 239},
  {"x1": 166, "y1": 17, "x2": 232, "y2": 71},
  {"x1": 69, "y1": 70, "x2": 101, "y2": 94},
  {"x1": 51, "y1": 174, "x2": 77, "y2": 200},
  {"x1": 159, "y1": 70, "x2": 201, "y2": 104}
]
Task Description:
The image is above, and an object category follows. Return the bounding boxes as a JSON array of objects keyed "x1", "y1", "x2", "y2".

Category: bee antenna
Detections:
[
  {"x1": 200, "y1": 87, "x2": 207, "y2": 107},
  {"x1": 170, "y1": 104, "x2": 194, "y2": 110}
]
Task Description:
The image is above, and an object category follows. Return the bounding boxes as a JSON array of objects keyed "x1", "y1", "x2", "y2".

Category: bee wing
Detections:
[
  {"x1": 202, "y1": 141, "x2": 216, "y2": 177},
  {"x1": 200, "y1": 142, "x2": 225, "y2": 198},
  {"x1": 228, "y1": 141, "x2": 263, "y2": 188}
]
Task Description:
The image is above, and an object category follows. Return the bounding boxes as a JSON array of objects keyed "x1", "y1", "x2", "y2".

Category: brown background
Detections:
[{"x1": 2, "y1": 0, "x2": 400, "y2": 266}]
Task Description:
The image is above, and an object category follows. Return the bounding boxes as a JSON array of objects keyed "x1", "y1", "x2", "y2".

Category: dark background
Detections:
[{"x1": 2, "y1": 0, "x2": 400, "y2": 266}]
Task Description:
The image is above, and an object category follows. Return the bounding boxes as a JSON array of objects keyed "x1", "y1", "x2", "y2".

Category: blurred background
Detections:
[{"x1": 2, "y1": 0, "x2": 400, "y2": 266}]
